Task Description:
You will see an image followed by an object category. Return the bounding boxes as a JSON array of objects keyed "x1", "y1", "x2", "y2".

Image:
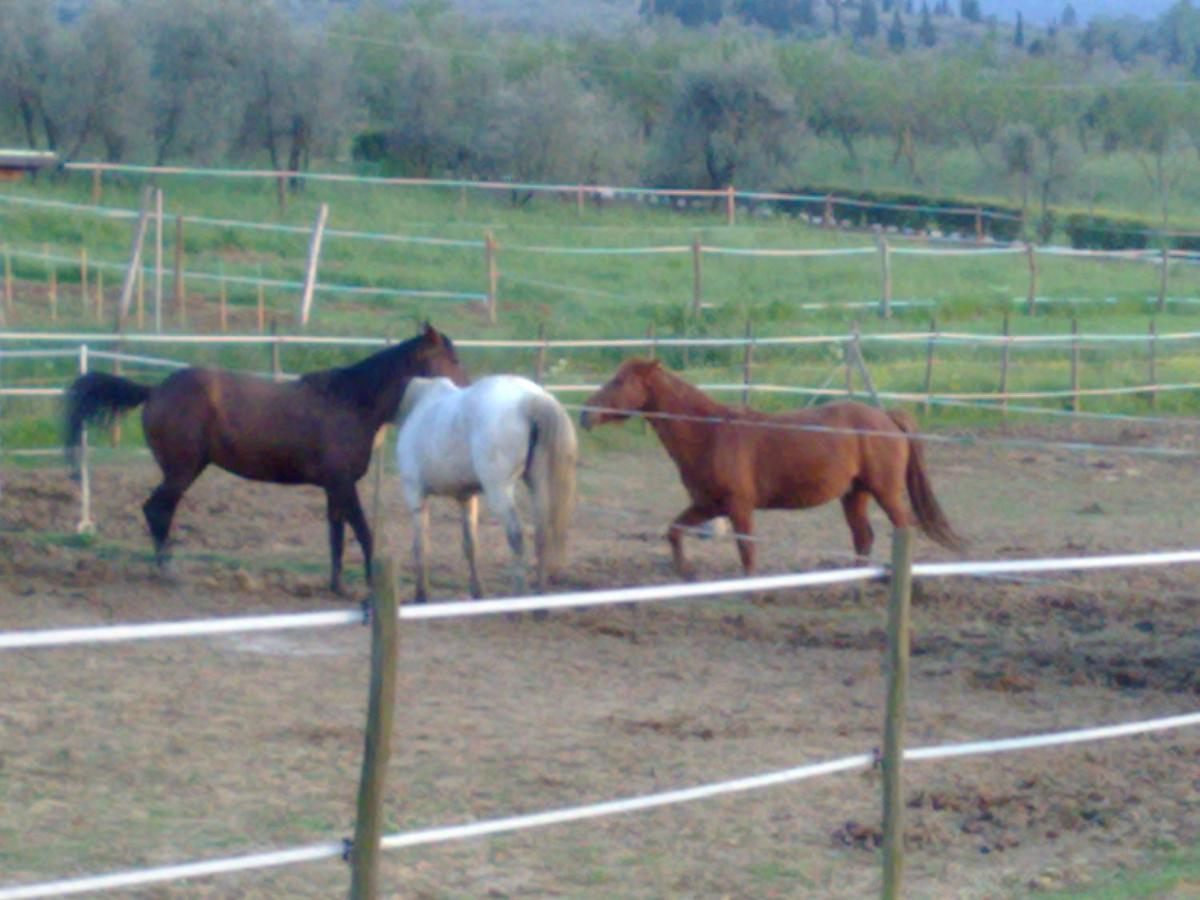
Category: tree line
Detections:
[{"x1": 3, "y1": 0, "x2": 1200, "y2": 231}]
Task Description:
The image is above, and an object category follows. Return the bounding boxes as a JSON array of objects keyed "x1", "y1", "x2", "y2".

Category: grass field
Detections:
[{"x1": 3, "y1": 169, "x2": 1200, "y2": 456}]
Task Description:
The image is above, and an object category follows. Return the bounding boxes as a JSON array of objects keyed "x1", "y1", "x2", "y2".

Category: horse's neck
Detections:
[{"x1": 644, "y1": 372, "x2": 728, "y2": 467}]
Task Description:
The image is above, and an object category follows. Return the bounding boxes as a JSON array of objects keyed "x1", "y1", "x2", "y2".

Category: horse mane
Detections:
[
  {"x1": 644, "y1": 362, "x2": 731, "y2": 418},
  {"x1": 305, "y1": 332, "x2": 452, "y2": 409}
]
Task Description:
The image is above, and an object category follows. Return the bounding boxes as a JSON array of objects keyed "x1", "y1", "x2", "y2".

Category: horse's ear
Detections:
[{"x1": 422, "y1": 321, "x2": 442, "y2": 344}]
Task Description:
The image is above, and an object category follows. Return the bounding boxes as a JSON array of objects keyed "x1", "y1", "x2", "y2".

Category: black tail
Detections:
[{"x1": 64, "y1": 372, "x2": 152, "y2": 472}]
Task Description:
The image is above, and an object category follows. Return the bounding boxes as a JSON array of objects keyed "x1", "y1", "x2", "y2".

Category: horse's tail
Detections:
[
  {"x1": 64, "y1": 372, "x2": 152, "y2": 474},
  {"x1": 524, "y1": 391, "x2": 578, "y2": 573},
  {"x1": 887, "y1": 409, "x2": 967, "y2": 553}
]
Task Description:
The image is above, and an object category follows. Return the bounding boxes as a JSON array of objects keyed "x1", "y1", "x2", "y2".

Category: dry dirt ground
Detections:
[{"x1": 1, "y1": 425, "x2": 1198, "y2": 899}]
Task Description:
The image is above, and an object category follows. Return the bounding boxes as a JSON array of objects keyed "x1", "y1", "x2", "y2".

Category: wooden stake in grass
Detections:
[
  {"x1": 298, "y1": 202, "x2": 330, "y2": 328},
  {"x1": 90, "y1": 168, "x2": 102, "y2": 205},
  {"x1": 1025, "y1": 242, "x2": 1038, "y2": 315},
  {"x1": 80, "y1": 247, "x2": 89, "y2": 316},
  {"x1": 922, "y1": 317, "x2": 936, "y2": 416},
  {"x1": 136, "y1": 264, "x2": 145, "y2": 329},
  {"x1": 741, "y1": 317, "x2": 754, "y2": 408},
  {"x1": 270, "y1": 316, "x2": 282, "y2": 382},
  {"x1": 218, "y1": 265, "x2": 228, "y2": 332},
  {"x1": 175, "y1": 215, "x2": 187, "y2": 327},
  {"x1": 725, "y1": 184, "x2": 736, "y2": 227},
  {"x1": 534, "y1": 322, "x2": 548, "y2": 384},
  {"x1": 3, "y1": 243, "x2": 13, "y2": 321},
  {"x1": 999, "y1": 313, "x2": 1011, "y2": 413},
  {"x1": 1157, "y1": 247, "x2": 1169, "y2": 314},
  {"x1": 95, "y1": 269, "x2": 104, "y2": 320},
  {"x1": 257, "y1": 275, "x2": 266, "y2": 334},
  {"x1": 881, "y1": 527, "x2": 915, "y2": 900},
  {"x1": 1070, "y1": 317, "x2": 1081, "y2": 413},
  {"x1": 876, "y1": 228, "x2": 892, "y2": 319},
  {"x1": 46, "y1": 246, "x2": 57, "y2": 322},
  {"x1": 349, "y1": 556, "x2": 401, "y2": 900},
  {"x1": 691, "y1": 235, "x2": 703, "y2": 317},
  {"x1": 1147, "y1": 318, "x2": 1158, "y2": 410},
  {"x1": 484, "y1": 230, "x2": 498, "y2": 325}
]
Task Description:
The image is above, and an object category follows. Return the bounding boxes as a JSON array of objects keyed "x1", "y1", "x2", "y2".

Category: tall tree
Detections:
[
  {"x1": 1014, "y1": 12, "x2": 1025, "y2": 48},
  {"x1": 650, "y1": 51, "x2": 800, "y2": 188},
  {"x1": 1061, "y1": 3, "x2": 1078, "y2": 27},
  {"x1": 888, "y1": 6, "x2": 907, "y2": 50},
  {"x1": 856, "y1": 0, "x2": 880, "y2": 39},
  {"x1": 918, "y1": 2, "x2": 937, "y2": 46},
  {"x1": 960, "y1": 0, "x2": 981, "y2": 23}
]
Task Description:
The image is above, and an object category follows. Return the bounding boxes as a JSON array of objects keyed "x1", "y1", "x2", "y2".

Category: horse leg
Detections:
[
  {"x1": 726, "y1": 502, "x2": 757, "y2": 576},
  {"x1": 343, "y1": 485, "x2": 373, "y2": 589},
  {"x1": 840, "y1": 488, "x2": 875, "y2": 564},
  {"x1": 668, "y1": 504, "x2": 716, "y2": 580},
  {"x1": 325, "y1": 488, "x2": 348, "y2": 595},
  {"x1": 411, "y1": 498, "x2": 431, "y2": 604},
  {"x1": 488, "y1": 485, "x2": 527, "y2": 596},
  {"x1": 459, "y1": 495, "x2": 484, "y2": 599},
  {"x1": 142, "y1": 465, "x2": 205, "y2": 574}
]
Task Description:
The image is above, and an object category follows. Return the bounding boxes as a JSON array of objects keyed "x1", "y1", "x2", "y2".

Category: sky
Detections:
[{"x1": 979, "y1": 0, "x2": 1175, "y2": 25}]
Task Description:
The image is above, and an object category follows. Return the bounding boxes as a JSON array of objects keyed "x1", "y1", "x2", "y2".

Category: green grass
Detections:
[
  {"x1": 2, "y1": 169, "x2": 1200, "y2": 456},
  {"x1": 1036, "y1": 844, "x2": 1200, "y2": 898}
]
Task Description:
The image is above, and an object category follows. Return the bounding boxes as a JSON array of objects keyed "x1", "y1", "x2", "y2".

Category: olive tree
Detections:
[{"x1": 650, "y1": 49, "x2": 800, "y2": 188}]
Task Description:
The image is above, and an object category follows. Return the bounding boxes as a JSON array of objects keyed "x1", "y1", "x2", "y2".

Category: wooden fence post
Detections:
[
  {"x1": 154, "y1": 188, "x2": 164, "y2": 334},
  {"x1": 117, "y1": 186, "x2": 153, "y2": 326},
  {"x1": 1147, "y1": 318, "x2": 1158, "y2": 410},
  {"x1": 1070, "y1": 317, "x2": 1081, "y2": 414},
  {"x1": 1025, "y1": 243, "x2": 1038, "y2": 315},
  {"x1": 999, "y1": 313, "x2": 1011, "y2": 413},
  {"x1": 76, "y1": 344, "x2": 95, "y2": 535},
  {"x1": 175, "y1": 215, "x2": 186, "y2": 327},
  {"x1": 277, "y1": 174, "x2": 288, "y2": 217},
  {"x1": 95, "y1": 270, "x2": 104, "y2": 320},
  {"x1": 823, "y1": 194, "x2": 834, "y2": 228},
  {"x1": 534, "y1": 322, "x2": 548, "y2": 384},
  {"x1": 484, "y1": 231, "x2": 498, "y2": 325},
  {"x1": 44, "y1": 244, "x2": 56, "y2": 322},
  {"x1": 973, "y1": 207, "x2": 984, "y2": 242},
  {"x1": 725, "y1": 184, "x2": 736, "y2": 227},
  {"x1": 576, "y1": 185, "x2": 585, "y2": 217},
  {"x1": 80, "y1": 247, "x2": 89, "y2": 317},
  {"x1": 877, "y1": 228, "x2": 892, "y2": 319},
  {"x1": 691, "y1": 235, "x2": 703, "y2": 317},
  {"x1": 881, "y1": 527, "x2": 915, "y2": 900},
  {"x1": 1157, "y1": 248, "x2": 1169, "y2": 314},
  {"x1": 270, "y1": 316, "x2": 282, "y2": 382},
  {"x1": 90, "y1": 168, "x2": 102, "y2": 205},
  {"x1": 257, "y1": 274, "x2": 266, "y2": 334},
  {"x1": 922, "y1": 317, "x2": 936, "y2": 416},
  {"x1": 136, "y1": 265, "x2": 145, "y2": 329},
  {"x1": 741, "y1": 317, "x2": 754, "y2": 408},
  {"x1": 3, "y1": 243, "x2": 13, "y2": 321},
  {"x1": 349, "y1": 556, "x2": 402, "y2": 900},
  {"x1": 298, "y1": 202, "x2": 330, "y2": 327}
]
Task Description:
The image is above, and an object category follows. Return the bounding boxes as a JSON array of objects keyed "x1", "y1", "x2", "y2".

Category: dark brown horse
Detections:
[
  {"x1": 580, "y1": 358, "x2": 963, "y2": 577},
  {"x1": 64, "y1": 324, "x2": 468, "y2": 593}
]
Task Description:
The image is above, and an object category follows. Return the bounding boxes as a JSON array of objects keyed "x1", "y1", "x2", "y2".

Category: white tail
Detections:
[{"x1": 524, "y1": 391, "x2": 578, "y2": 578}]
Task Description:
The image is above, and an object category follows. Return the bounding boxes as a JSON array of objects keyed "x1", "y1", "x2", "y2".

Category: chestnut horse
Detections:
[
  {"x1": 64, "y1": 324, "x2": 468, "y2": 593},
  {"x1": 580, "y1": 358, "x2": 963, "y2": 577}
]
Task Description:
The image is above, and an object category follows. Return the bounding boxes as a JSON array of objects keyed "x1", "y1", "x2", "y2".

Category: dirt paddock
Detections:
[{"x1": 1, "y1": 427, "x2": 1198, "y2": 898}]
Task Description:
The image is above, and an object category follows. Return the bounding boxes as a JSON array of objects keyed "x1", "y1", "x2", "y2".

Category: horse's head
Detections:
[
  {"x1": 580, "y1": 358, "x2": 660, "y2": 430},
  {"x1": 416, "y1": 323, "x2": 470, "y2": 386}
]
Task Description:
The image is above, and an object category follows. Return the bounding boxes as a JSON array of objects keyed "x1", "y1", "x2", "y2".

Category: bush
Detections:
[{"x1": 775, "y1": 184, "x2": 1023, "y2": 240}]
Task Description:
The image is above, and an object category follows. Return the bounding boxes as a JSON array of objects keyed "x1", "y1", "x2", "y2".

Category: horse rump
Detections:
[{"x1": 64, "y1": 372, "x2": 152, "y2": 472}]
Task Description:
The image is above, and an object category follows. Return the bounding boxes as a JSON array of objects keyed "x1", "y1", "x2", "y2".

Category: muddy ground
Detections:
[{"x1": 1, "y1": 426, "x2": 1198, "y2": 898}]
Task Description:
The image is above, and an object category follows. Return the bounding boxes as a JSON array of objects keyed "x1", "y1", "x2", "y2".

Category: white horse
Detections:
[{"x1": 394, "y1": 375, "x2": 578, "y2": 602}]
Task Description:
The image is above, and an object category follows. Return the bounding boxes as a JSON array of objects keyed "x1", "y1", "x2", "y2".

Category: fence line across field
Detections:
[
  {"x1": 2, "y1": 548, "x2": 1197, "y2": 652},
  {"x1": 6, "y1": 705, "x2": 1200, "y2": 900}
]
